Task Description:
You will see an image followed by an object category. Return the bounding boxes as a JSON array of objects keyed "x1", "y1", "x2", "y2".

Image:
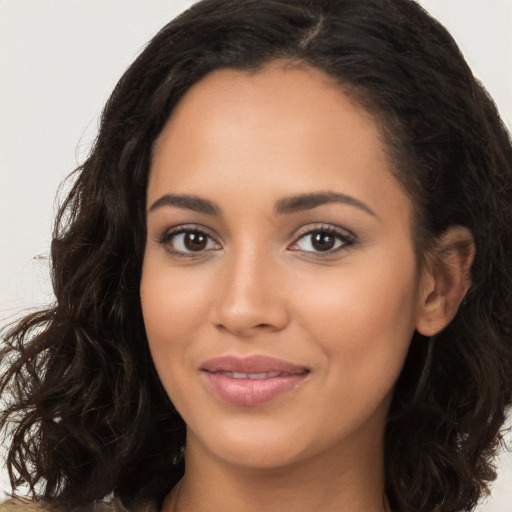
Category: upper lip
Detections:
[{"x1": 201, "y1": 355, "x2": 309, "y2": 375}]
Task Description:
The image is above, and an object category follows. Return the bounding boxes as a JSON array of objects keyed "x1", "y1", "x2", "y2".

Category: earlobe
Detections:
[{"x1": 416, "y1": 226, "x2": 475, "y2": 337}]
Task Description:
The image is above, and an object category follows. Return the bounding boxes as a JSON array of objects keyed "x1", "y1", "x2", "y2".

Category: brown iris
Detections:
[
  {"x1": 184, "y1": 232, "x2": 208, "y2": 251},
  {"x1": 311, "y1": 232, "x2": 336, "y2": 251}
]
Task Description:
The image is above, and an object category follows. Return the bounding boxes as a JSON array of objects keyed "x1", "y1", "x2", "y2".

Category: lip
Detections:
[{"x1": 201, "y1": 355, "x2": 310, "y2": 406}]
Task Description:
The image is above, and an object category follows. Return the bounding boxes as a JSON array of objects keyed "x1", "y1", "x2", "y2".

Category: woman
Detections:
[{"x1": 1, "y1": 0, "x2": 511, "y2": 511}]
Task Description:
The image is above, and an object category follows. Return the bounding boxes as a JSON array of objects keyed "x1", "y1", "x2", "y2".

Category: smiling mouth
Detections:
[{"x1": 201, "y1": 355, "x2": 310, "y2": 406}]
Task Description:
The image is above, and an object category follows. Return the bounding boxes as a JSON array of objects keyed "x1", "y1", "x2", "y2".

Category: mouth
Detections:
[{"x1": 201, "y1": 355, "x2": 310, "y2": 407}]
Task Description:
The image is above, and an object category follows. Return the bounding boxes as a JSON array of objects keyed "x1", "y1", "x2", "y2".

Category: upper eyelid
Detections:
[
  {"x1": 293, "y1": 223, "x2": 356, "y2": 240},
  {"x1": 160, "y1": 224, "x2": 220, "y2": 240}
]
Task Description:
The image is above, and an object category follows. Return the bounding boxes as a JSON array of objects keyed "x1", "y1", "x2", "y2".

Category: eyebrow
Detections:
[
  {"x1": 148, "y1": 191, "x2": 376, "y2": 218},
  {"x1": 275, "y1": 191, "x2": 376, "y2": 217},
  {"x1": 148, "y1": 194, "x2": 221, "y2": 215}
]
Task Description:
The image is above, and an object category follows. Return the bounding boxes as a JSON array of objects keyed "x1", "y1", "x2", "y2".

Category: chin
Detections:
[{"x1": 186, "y1": 416, "x2": 319, "y2": 470}]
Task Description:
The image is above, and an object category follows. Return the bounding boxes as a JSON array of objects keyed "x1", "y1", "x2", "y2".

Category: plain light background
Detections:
[{"x1": 1, "y1": 0, "x2": 511, "y2": 509}]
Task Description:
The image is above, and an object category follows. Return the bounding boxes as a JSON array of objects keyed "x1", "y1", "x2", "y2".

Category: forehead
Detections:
[
  {"x1": 155, "y1": 63, "x2": 379, "y2": 151},
  {"x1": 149, "y1": 63, "x2": 412, "y2": 231}
]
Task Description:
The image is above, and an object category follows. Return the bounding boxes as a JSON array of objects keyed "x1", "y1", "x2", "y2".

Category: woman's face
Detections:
[{"x1": 141, "y1": 63, "x2": 429, "y2": 471}]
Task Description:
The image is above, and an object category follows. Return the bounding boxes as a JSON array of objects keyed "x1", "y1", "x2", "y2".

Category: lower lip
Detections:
[{"x1": 203, "y1": 372, "x2": 308, "y2": 406}]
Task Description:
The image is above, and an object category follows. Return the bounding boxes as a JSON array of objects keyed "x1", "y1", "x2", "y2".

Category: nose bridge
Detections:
[{"x1": 212, "y1": 238, "x2": 288, "y2": 334}]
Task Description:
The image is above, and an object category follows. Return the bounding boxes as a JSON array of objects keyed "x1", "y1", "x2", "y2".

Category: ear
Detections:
[{"x1": 416, "y1": 226, "x2": 475, "y2": 337}]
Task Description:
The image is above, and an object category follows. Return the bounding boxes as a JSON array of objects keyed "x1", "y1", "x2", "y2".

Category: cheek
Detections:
[
  {"x1": 294, "y1": 253, "x2": 420, "y2": 381},
  {"x1": 141, "y1": 261, "x2": 209, "y2": 335},
  {"x1": 140, "y1": 261, "x2": 211, "y2": 386}
]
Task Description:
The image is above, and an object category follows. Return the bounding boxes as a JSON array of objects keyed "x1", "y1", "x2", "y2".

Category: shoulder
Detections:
[
  {"x1": 0, "y1": 498, "x2": 157, "y2": 512},
  {"x1": 0, "y1": 498, "x2": 47, "y2": 512}
]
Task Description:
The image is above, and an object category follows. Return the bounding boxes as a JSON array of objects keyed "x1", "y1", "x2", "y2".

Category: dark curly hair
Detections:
[{"x1": 1, "y1": 0, "x2": 512, "y2": 511}]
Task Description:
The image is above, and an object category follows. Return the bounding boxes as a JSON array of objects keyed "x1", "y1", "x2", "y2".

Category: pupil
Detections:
[
  {"x1": 185, "y1": 232, "x2": 207, "y2": 251},
  {"x1": 312, "y1": 232, "x2": 334, "y2": 251}
]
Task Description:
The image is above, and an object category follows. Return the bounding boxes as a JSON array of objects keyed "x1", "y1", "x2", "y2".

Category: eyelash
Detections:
[
  {"x1": 158, "y1": 225, "x2": 219, "y2": 259},
  {"x1": 289, "y1": 224, "x2": 356, "y2": 257},
  {"x1": 157, "y1": 224, "x2": 356, "y2": 259}
]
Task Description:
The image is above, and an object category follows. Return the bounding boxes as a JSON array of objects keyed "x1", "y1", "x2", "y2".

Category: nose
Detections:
[{"x1": 209, "y1": 247, "x2": 290, "y2": 337}]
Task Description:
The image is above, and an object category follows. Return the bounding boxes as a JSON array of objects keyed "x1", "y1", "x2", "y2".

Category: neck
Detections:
[{"x1": 163, "y1": 431, "x2": 390, "y2": 512}]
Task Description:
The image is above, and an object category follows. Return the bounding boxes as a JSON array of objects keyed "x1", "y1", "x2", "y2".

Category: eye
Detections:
[
  {"x1": 289, "y1": 226, "x2": 355, "y2": 255},
  {"x1": 159, "y1": 226, "x2": 221, "y2": 256}
]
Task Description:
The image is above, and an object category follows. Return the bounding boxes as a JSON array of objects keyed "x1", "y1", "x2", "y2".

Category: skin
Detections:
[{"x1": 140, "y1": 63, "x2": 471, "y2": 512}]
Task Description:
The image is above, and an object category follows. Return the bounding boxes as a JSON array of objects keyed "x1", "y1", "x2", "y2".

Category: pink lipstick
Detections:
[{"x1": 201, "y1": 355, "x2": 309, "y2": 406}]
